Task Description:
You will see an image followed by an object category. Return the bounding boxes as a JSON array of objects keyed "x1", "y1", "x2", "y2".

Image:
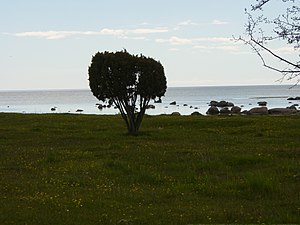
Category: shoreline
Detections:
[{"x1": 1, "y1": 108, "x2": 300, "y2": 117}]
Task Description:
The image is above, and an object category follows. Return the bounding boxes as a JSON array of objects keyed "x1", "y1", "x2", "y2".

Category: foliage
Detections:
[
  {"x1": 88, "y1": 50, "x2": 167, "y2": 134},
  {"x1": 240, "y1": 0, "x2": 300, "y2": 83},
  {"x1": 0, "y1": 113, "x2": 300, "y2": 224}
]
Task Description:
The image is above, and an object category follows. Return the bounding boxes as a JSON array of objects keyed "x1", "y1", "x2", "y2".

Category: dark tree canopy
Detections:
[
  {"x1": 240, "y1": 0, "x2": 300, "y2": 83},
  {"x1": 88, "y1": 50, "x2": 167, "y2": 134}
]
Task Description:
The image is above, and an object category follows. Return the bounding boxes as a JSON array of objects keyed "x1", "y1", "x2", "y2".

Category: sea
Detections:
[{"x1": 0, "y1": 85, "x2": 299, "y2": 116}]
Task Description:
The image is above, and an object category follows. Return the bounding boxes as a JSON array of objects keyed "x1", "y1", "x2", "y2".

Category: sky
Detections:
[{"x1": 0, "y1": 0, "x2": 298, "y2": 90}]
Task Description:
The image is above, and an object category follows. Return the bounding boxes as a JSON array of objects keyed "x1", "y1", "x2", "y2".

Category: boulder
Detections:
[
  {"x1": 76, "y1": 109, "x2": 84, "y2": 113},
  {"x1": 209, "y1": 100, "x2": 218, "y2": 106},
  {"x1": 247, "y1": 107, "x2": 268, "y2": 115},
  {"x1": 206, "y1": 106, "x2": 219, "y2": 115},
  {"x1": 146, "y1": 104, "x2": 155, "y2": 109},
  {"x1": 268, "y1": 108, "x2": 298, "y2": 115},
  {"x1": 170, "y1": 101, "x2": 176, "y2": 105},
  {"x1": 171, "y1": 112, "x2": 181, "y2": 116},
  {"x1": 209, "y1": 100, "x2": 234, "y2": 107},
  {"x1": 218, "y1": 101, "x2": 234, "y2": 107},
  {"x1": 258, "y1": 101, "x2": 267, "y2": 106},
  {"x1": 231, "y1": 106, "x2": 241, "y2": 114},
  {"x1": 218, "y1": 101, "x2": 228, "y2": 107},
  {"x1": 287, "y1": 97, "x2": 300, "y2": 101},
  {"x1": 97, "y1": 104, "x2": 103, "y2": 110},
  {"x1": 287, "y1": 105, "x2": 298, "y2": 110},
  {"x1": 223, "y1": 101, "x2": 234, "y2": 107},
  {"x1": 191, "y1": 111, "x2": 202, "y2": 116},
  {"x1": 220, "y1": 108, "x2": 231, "y2": 115}
]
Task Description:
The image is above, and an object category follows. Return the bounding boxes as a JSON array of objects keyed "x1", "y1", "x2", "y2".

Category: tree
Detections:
[
  {"x1": 240, "y1": 0, "x2": 300, "y2": 84},
  {"x1": 88, "y1": 50, "x2": 167, "y2": 135}
]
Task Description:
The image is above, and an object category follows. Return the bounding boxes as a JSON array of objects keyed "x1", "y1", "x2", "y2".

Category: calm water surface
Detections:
[{"x1": 0, "y1": 85, "x2": 299, "y2": 115}]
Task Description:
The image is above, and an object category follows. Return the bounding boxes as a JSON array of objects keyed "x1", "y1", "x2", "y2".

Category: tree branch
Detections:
[
  {"x1": 252, "y1": 0, "x2": 271, "y2": 10},
  {"x1": 238, "y1": 1, "x2": 300, "y2": 83},
  {"x1": 250, "y1": 36, "x2": 300, "y2": 71}
]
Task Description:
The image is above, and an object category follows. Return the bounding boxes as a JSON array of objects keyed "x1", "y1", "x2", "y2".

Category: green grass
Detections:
[{"x1": 0, "y1": 113, "x2": 299, "y2": 224}]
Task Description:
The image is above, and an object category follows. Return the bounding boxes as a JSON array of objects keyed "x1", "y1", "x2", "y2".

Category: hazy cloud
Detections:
[
  {"x1": 156, "y1": 36, "x2": 193, "y2": 45},
  {"x1": 178, "y1": 20, "x2": 197, "y2": 26},
  {"x1": 193, "y1": 45, "x2": 239, "y2": 52},
  {"x1": 194, "y1": 37, "x2": 232, "y2": 43},
  {"x1": 15, "y1": 31, "x2": 84, "y2": 39},
  {"x1": 174, "y1": 20, "x2": 197, "y2": 31},
  {"x1": 156, "y1": 36, "x2": 233, "y2": 46},
  {"x1": 211, "y1": 19, "x2": 229, "y2": 25},
  {"x1": 156, "y1": 35, "x2": 246, "y2": 54},
  {"x1": 14, "y1": 27, "x2": 169, "y2": 40},
  {"x1": 273, "y1": 47, "x2": 298, "y2": 55},
  {"x1": 131, "y1": 28, "x2": 168, "y2": 34},
  {"x1": 12, "y1": 24, "x2": 252, "y2": 55}
]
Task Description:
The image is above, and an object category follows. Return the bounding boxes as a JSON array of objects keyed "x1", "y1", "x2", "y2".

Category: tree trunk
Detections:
[
  {"x1": 126, "y1": 110, "x2": 146, "y2": 135},
  {"x1": 116, "y1": 98, "x2": 149, "y2": 135}
]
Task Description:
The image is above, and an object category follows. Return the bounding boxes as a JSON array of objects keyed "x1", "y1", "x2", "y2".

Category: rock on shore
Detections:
[
  {"x1": 268, "y1": 108, "x2": 298, "y2": 115},
  {"x1": 206, "y1": 106, "x2": 219, "y2": 115},
  {"x1": 258, "y1": 101, "x2": 267, "y2": 106},
  {"x1": 206, "y1": 99, "x2": 299, "y2": 116},
  {"x1": 231, "y1": 106, "x2": 242, "y2": 114},
  {"x1": 245, "y1": 107, "x2": 299, "y2": 115},
  {"x1": 287, "y1": 97, "x2": 300, "y2": 101},
  {"x1": 247, "y1": 107, "x2": 269, "y2": 115},
  {"x1": 209, "y1": 100, "x2": 234, "y2": 107}
]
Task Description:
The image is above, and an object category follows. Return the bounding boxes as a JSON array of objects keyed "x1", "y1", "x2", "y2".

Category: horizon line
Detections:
[{"x1": 0, "y1": 83, "x2": 296, "y2": 92}]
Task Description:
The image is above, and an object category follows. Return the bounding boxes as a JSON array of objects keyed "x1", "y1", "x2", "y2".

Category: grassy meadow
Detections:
[{"x1": 0, "y1": 113, "x2": 299, "y2": 224}]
